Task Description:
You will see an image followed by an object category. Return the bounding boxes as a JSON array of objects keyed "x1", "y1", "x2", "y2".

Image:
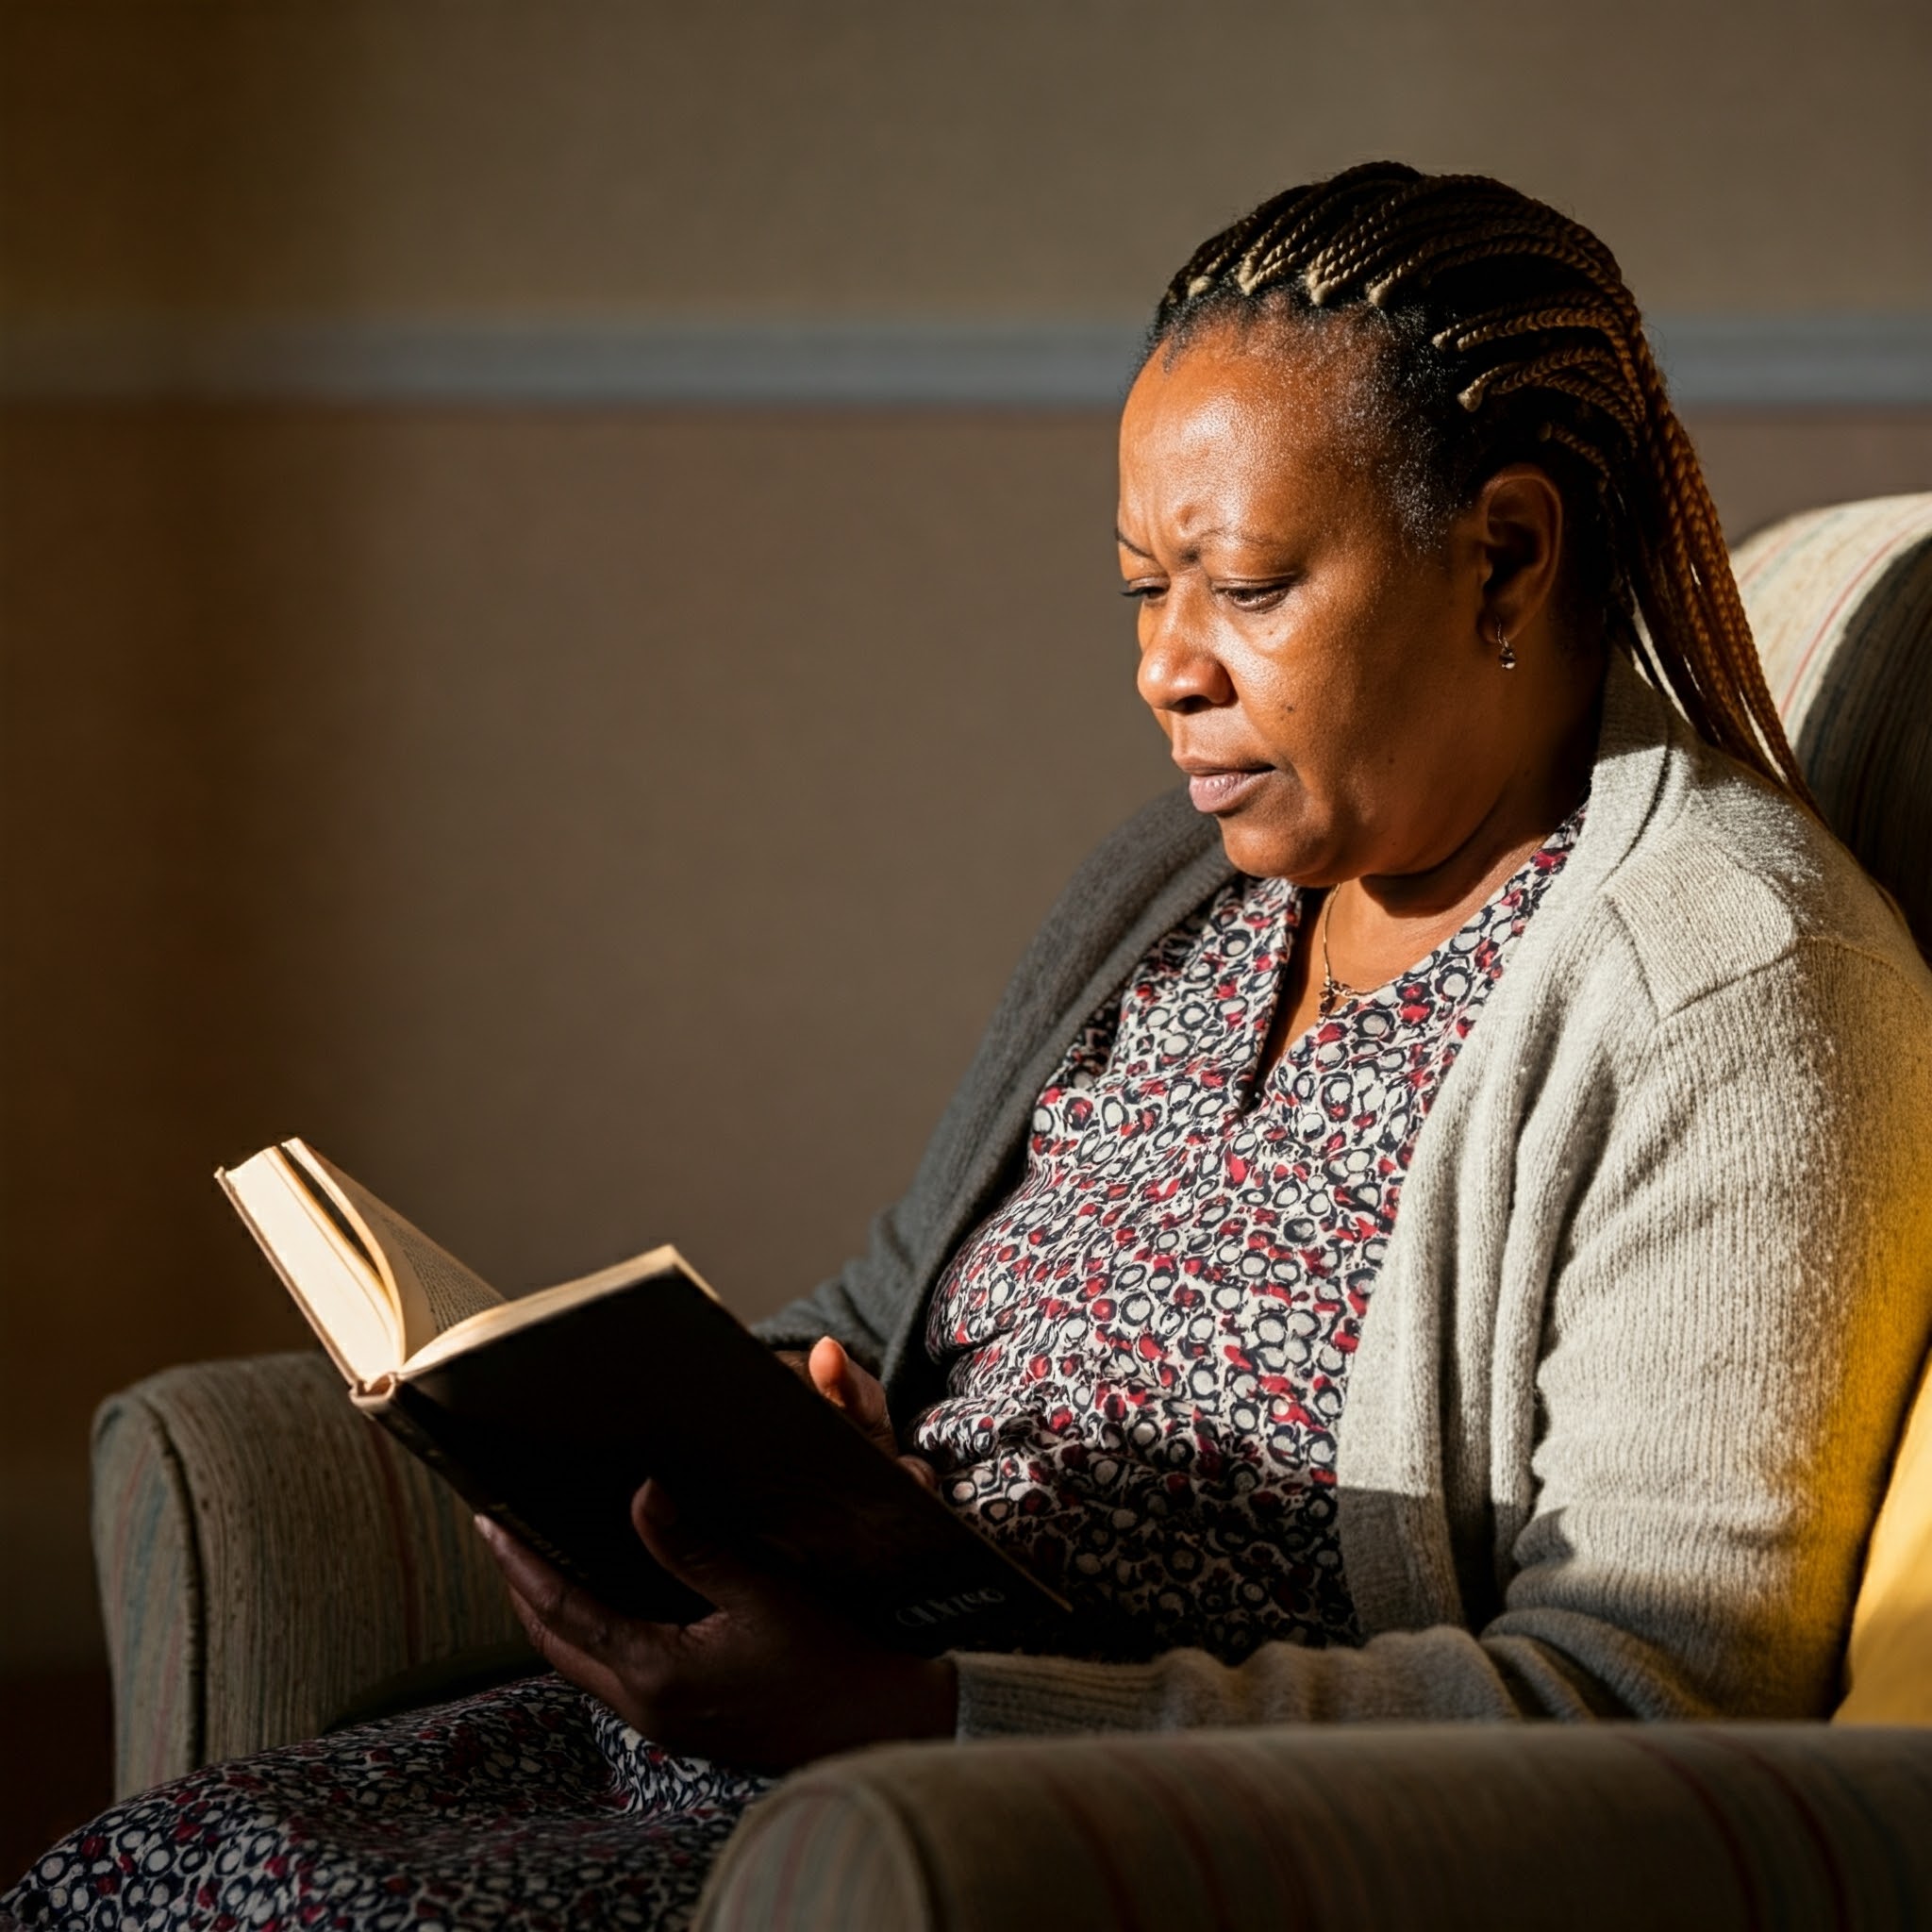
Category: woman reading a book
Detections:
[{"x1": 12, "y1": 164, "x2": 1932, "y2": 1932}]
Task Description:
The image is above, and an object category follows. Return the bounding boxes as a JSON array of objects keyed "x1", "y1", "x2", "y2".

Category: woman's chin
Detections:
[{"x1": 1210, "y1": 812, "x2": 1325, "y2": 884}]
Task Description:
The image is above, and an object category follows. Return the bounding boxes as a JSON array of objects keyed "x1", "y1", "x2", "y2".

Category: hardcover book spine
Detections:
[{"x1": 872, "y1": 1581, "x2": 1055, "y2": 1654}]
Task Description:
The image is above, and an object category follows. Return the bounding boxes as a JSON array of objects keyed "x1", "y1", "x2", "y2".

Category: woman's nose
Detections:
[{"x1": 1136, "y1": 597, "x2": 1233, "y2": 716}]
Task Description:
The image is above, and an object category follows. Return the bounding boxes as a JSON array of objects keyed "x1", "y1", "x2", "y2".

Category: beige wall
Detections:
[
  {"x1": 5, "y1": 0, "x2": 1929, "y2": 320},
  {"x1": 4, "y1": 1, "x2": 1930, "y2": 1671}
]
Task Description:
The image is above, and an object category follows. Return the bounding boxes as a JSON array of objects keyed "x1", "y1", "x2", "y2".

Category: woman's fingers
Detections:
[
  {"x1": 808, "y1": 1340, "x2": 939, "y2": 1490},
  {"x1": 807, "y1": 1336, "x2": 873, "y2": 1413},
  {"x1": 808, "y1": 1336, "x2": 901, "y2": 1457},
  {"x1": 475, "y1": 1515, "x2": 615, "y2": 1651},
  {"x1": 474, "y1": 1514, "x2": 658, "y2": 1707},
  {"x1": 476, "y1": 1511, "x2": 702, "y2": 1734},
  {"x1": 479, "y1": 1486, "x2": 954, "y2": 1767},
  {"x1": 503, "y1": 1583, "x2": 630, "y2": 1703},
  {"x1": 629, "y1": 1478, "x2": 787, "y2": 1620}
]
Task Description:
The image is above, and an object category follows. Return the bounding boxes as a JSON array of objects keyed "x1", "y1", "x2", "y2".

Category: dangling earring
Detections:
[{"x1": 1495, "y1": 619, "x2": 1517, "y2": 671}]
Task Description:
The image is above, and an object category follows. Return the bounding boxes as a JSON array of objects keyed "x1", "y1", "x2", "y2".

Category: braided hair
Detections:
[{"x1": 1149, "y1": 162, "x2": 1811, "y2": 804}]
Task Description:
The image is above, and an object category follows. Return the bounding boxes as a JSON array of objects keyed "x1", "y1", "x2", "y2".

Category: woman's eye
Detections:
[{"x1": 1221, "y1": 581, "x2": 1294, "y2": 610}]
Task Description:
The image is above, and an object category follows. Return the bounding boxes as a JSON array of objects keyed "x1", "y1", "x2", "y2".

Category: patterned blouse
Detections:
[{"x1": 913, "y1": 807, "x2": 1583, "y2": 1664}]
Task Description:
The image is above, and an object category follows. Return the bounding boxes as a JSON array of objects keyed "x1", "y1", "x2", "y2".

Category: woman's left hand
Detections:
[{"x1": 475, "y1": 1482, "x2": 958, "y2": 1773}]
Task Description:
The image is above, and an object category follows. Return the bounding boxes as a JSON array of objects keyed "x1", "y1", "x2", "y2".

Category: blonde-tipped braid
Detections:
[{"x1": 1152, "y1": 163, "x2": 1813, "y2": 807}]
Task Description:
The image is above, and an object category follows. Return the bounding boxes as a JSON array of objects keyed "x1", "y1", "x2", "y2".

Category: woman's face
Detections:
[{"x1": 1118, "y1": 324, "x2": 1539, "y2": 887}]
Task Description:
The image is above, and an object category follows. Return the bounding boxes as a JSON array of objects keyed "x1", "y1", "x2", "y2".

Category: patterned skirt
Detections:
[{"x1": 2, "y1": 1675, "x2": 771, "y2": 1932}]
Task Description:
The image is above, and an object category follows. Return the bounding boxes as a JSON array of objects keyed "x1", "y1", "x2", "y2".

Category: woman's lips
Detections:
[{"x1": 1185, "y1": 767, "x2": 1270, "y2": 813}]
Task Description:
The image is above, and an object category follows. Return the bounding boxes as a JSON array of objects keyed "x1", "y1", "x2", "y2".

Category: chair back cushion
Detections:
[
  {"x1": 1731, "y1": 492, "x2": 1932, "y2": 946},
  {"x1": 1729, "y1": 493, "x2": 1932, "y2": 1724}
]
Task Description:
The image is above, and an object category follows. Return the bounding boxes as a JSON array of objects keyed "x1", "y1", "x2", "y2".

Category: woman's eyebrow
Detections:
[{"x1": 1115, "y1": 525, "x2": 1284, "y2": 559}]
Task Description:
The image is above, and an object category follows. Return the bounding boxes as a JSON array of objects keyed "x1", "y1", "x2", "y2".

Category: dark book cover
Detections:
[{"x1": 365, "y1": 1260, "x2": 1070, "y2": 1656}]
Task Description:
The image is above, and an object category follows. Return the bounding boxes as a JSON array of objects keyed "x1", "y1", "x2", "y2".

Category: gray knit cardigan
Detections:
[{"x1": 758, "y1": 654, "x2": 1932, "y2": 1728}]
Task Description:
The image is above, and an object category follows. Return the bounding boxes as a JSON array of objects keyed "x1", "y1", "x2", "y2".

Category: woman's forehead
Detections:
[{"x1": 1118, "y1": 332, "x2": 1383, "y2": 543}]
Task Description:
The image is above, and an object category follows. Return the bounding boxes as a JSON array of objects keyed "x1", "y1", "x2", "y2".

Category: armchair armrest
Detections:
[
  {"x1": 92, "y1": 1351, "x2": 532, "y2": 1799},
  {"x1": 697, "y1": 1722, "x2": 1932, "y2": 1930}
]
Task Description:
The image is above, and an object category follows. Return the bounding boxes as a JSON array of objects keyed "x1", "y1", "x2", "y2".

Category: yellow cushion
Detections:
[{"x1": 1836, "y1": 1351, "x2": 1932, "y2": 1723}]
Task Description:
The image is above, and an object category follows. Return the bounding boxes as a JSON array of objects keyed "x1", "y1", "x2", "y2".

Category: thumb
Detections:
[
  {"x1": 808, "y1": 1337, "x2": 894, "y2": 1445},
  {"x1": 807, "y1": 1336, "x2": 860, "y2": 1405}
]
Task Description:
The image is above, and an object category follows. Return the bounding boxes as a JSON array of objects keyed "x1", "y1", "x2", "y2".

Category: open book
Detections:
[{"x1": 217, "y1": 1139, "x2": 1068, "y2": 1653}]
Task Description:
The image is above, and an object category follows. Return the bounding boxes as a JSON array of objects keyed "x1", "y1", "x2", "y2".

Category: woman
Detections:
[{"x1": 11, "y1": 162, "x2": 1931, "y2": 1931}]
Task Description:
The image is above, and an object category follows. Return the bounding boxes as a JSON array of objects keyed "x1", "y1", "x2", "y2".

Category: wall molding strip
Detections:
[{"x1": 5, "y1": 314, "x2": 1930, "y2": 408}]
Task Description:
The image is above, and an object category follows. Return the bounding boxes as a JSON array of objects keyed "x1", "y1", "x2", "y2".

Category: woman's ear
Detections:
[{"x1": 1473, "y1": 463, "x2": 1565, "y2": 643}]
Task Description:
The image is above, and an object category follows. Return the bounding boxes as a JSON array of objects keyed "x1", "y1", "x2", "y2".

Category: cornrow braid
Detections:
[{"x1": 1149, "y1": 162, "x2": 1813, "y2": 806}]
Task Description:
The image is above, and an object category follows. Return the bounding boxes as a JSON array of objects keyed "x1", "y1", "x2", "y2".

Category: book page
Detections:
[
  {"x1": 290, "y1": 1145, "x2": 506, "y2": 1357},
  {"x1": 218, "y1": 1151, "x2": 401, "y2": 1384}
]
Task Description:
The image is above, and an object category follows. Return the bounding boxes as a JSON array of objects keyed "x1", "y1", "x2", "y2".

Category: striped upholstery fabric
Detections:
[
  {"x1": 1732, "y1": 492, "x2": 1932, "y2": 945},
  {"x1": 92, "y1": 1389, "x2": 205, "y2": 1798},
  {"x1": 92, "y1": 1353, "x2": 531, "y2": 1799},
  {"x1": 697, "y1": 1724, "x2": 1932, "y2": 1931}
]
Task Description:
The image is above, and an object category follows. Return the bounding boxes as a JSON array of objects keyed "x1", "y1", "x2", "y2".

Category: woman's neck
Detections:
[
  {"x1": 1338, "y1": 656, "x2": 1600, "y2": 946},
  {"x1": 1284, "y1": 667, "x2": 1600, "y2": 1048}
]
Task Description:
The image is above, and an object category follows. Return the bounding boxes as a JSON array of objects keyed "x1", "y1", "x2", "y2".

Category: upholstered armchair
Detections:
[{"x1": 92, "y1": 495, "x2": 1932, "y2": 1928}]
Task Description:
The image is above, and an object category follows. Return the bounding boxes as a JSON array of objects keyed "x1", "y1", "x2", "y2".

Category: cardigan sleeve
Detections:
[{"x1": 949, "y1": 937, "x2": 1932, "y2": 1732}]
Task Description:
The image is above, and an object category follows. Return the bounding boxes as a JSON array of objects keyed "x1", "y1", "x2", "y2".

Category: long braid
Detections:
[{"x1": 1152, "y1": 163, "x2": 1813, "y2": 806}]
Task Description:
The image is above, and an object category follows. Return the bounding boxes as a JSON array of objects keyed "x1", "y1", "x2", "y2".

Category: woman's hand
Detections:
[
  {"x1": 476, "y1": 1483, "x2": 958, "y2": 1772},
  {"x1": 778, "y1": 1336, "x2": 941, "y2": 1492}
]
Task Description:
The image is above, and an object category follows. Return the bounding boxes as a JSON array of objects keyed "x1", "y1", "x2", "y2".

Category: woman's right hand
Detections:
[{"x1": 780, "y1": 1337, "x2": 940, "y2": 1492}]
